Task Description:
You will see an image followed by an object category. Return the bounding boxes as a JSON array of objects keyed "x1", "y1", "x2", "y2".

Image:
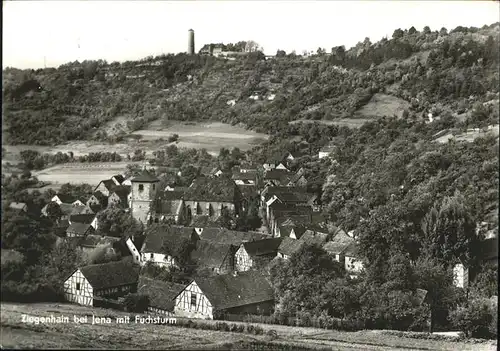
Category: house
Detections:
[
  {"x1": 319, "y1": 145, "x2": 336, "y2": 159},
  {"x1": 78, "y1": 235, "x2": 121, "y2": 256},
  {"x1": 190, "y1": 215, "x2": 223, "y2": 234},
  {"x1": 263, "y1": 169, "x2": 292, "y2": 187},
  {"x1": 234, "y1": 238, "x2": 282, "y2": 272},
  {"x1": 140, "y1": 224, "x2": 199, "y2": 268},
  {"x1": 277, "y1": 217, "x2": 308, "y2": 239},
  {"x1": 198, "y1": 228, "x2": 269, "y2": 245},
  {"x1": 125, "y1": 238, "x2": 142, "y2": 264},
  {"x1": 111, "y1": 174, "x2": 126, "y2": 186},
  {"x1": 173, "y1": 270, "x2": 274, "y2": 319},
  {"x1": 191, "y1": 240, "x2": 235, "y2": 275},
  {"x1": 263, "y1": 154, "x2": 288, "y2": 171},
  {"x1": 69, "y1": 213, "x2": 98, "y2": 230},
  {"x1": 66, "y1": 222, "x2": 95, "y2": 238},
  {"x1": 200, "y1": 167, "x2": 224, "y2": 178},
  {"x1": 94, "y1": 179, "x2": 118, "y2": 197},
  {"x1": 8, "y1": 202, "x2": 28, "y2": 212},
  {"x1": 86, "y1": 191, "x2": 108, "y2": 212},
  {"x1": 63, "y1": 259, "x2": 140, "y2": 306},
  {"x1": 261, "y1": 186, "x2": 307, "y2": 207},
  {"x1": 51, "y1": 194, "x2": 82, "y2": 206},
  {"x1": 277, "y1": 237, "x2": 304, "y2": 259},
  {"x1": 108, "y1": 185, "x2": 131, "y2": 209},
  {"x1": 183, "y1": 177, "x2": 242, "y2": 220},
  {"x1": 137, "y1": 276, "x2": 185, "y2": 316},
  {"x1": 323, "y1": 229, "x2": 363, "y2": 274},
  {"x1": 287, "y1": 169, "x2": 308, "y2": 188},
  {"x1": 268, "y1": 204, "x2": 313, "y2": 236},
  {"x1": 232, "y1": 171, "x2": 257, "y2": 186}
]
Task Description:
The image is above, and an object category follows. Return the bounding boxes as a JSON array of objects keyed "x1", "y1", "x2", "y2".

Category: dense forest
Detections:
[{"x1": 1, "y1": 23, "x2": 498, "y2": 338}]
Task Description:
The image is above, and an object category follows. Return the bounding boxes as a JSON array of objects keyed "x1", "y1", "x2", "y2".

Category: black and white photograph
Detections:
[{"x1": 1, "y1": 0, "x2": 498, "y2": 349}]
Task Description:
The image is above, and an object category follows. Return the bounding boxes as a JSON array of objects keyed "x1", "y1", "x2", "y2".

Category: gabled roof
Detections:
[
  {"x1": 278, "y1": 237, "x2": 304, "y2": 257},
  {"x1": 190, "y1": 215, "x2": 223, "y2": 228},
  {"x1": 67, "y1": 222, "x2": 93, "y2": 236},
  {"x1": 242, "y1": 238, "x2": 282, "y2": 257},
  {"x1": 98, "y1": 179, "x2": 117, "y2": 193},
  {"x1": 54, "y1": 194, "x2": 77, "y2": 204},
  {"x1": 69, "y1": 214, "x2": 95, "y2": 224},
  {"x1": 193, "y1": 270, "x2": 274, "y2": 310},
  {"x1": 262, "y1": 186, "x2": 306, "y2": 200},
  {"x1": 274, "y1": 192, "x2": 314, "y2": 204},
  {"x1": 322, "y1": 229, "x2": 354, "y2": 255},
  {"x1": 289, "y1": 171, "x2": 307, "y2": 184},
  {"x1": 79, "y1": 235, "x2": 120, "y2": 248},
  {"x1": 141, "y1": 225, "x2": 197, "y2": 254},
  {"x1": 131, "y1": 170, "x2": 159, "y2": 183},
  {"x1": 200, "y1": 228, "x2": 269, "y2": 245},
  {"x1": 264, "y1": 169, "x2": 290, "y2": 180},
  {"x1": 300, "y1": 230, "x2": 329, "y2": 246},
  {"x1": 9, "y1": 202, "x2": 27, "y2": 210},
  {"x1": 79, "y1": 259, "x2": 140, "y2": 290},
  {"x1": 276, "y1": 215, "x2": 311, "y2": 228},
  {"x1": 191, "y1": 240, "x2": 233, "y2": 269},
  {"x1": 137, "y1": 276, "x2": 185, "y2": 312},
  {"x1": 111, "y1": 174, "x2": 125, "y2": 184},
  {"x1": 184, "y1": 177, "x2": 240, "y2": 203},
  {"x1": 90, "y1": 191, "x2": 108, "y2": 205},
  {"x1": 111, "y1": 185, "x2": 131, "y2": 204}
]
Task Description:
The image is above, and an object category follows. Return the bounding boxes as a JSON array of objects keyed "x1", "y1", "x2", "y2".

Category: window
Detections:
[
  {"x1": 150, "y1": 253, "x2": 154, "y2": 259},
  {"x1": 76, "y1": 283, "x2": 81, "y2": 291},
  {"x1": 152, "y1": 184, "x2": 156, "y2": 190},
  {"x1": 139, "y1": 184, "x2": 144, "y2": 192},
  {"x1": 191, "y1": 293, "x2": 197, "y2": 308}
]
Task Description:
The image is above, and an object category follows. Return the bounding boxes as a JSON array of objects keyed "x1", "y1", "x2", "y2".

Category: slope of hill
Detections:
[{"x1": 2, "y1": 23, "x2": 499, "y2": 146}]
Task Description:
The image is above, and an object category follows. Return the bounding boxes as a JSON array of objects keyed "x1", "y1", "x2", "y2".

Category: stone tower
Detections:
[
  {"x1": 188, "y1": 29, "x2": 195, "y2": 55},
  {"x1": 130, "y1": 169, "x2": 159, "y2": 224}
]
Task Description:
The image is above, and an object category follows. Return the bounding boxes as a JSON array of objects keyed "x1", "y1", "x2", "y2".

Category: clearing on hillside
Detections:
[{"x1": 355, "y1": 93, "x2": 410, "y2": 119}]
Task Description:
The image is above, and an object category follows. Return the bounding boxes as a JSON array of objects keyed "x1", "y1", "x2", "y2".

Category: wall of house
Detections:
[
  {"x1": 126, "y1": 238, "x2": 141, "y2": 264},
  {"x1": 95, "y1": 183, "x2": 110, "y2": 196},
  {"x1": 174, "y1": 282, "x2": 213, "y2": 319},
  {"x1": 141, "y1": 252, "x2": 176, "y2": 268},
  {"x1": 235, "y1": 247, "x2": 253, "y2": 272},
  {"x1": 64, "y1": 269, "x2": 94, "y2": 306},
  {"x1": 318, "y1": 152, "x2": 329, "y2": 159},
  {"x1": 95, "y1": 284, "x2": 135, "y2": 299},
  {"x1": 131, "y1": 181, "x2": 158, "y2": 224}
]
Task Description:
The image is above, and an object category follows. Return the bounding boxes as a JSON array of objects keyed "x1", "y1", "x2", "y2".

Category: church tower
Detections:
[{"x1": 130, "y1": 169, "x2": 159, "y2": 224}]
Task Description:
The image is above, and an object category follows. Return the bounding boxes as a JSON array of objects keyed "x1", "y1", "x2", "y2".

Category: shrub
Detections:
[
  {"x1": 229, "y1": 323, "x2": 240, "y2": 332},
  {"x1": 449, "y1": 297, "x2": 495, "y2": 339},
  {"x1": 246, "y1": 324, "x2": 255, "y2": 334},
  {"x1": 215, "y1": 321, "x2": 230, "y2": 332},
  {"x1": 253, "y1": 325, "x2": 264, "y2": 335},
  {"x1": 267, "y1": 329, "x2": 278, "y2": 339},
  {"x1": 123, "y1": 293, "x2": 149, "y2": 313}
]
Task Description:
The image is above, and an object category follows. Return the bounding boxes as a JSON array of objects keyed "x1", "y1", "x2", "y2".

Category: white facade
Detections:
[
  {"x1": 345, "y1": 256, "x2": 364, "y2": 273},
  {"x1": 126, "y1": 238, "x2": 141, "y2": 264},
  {"x1": 318, "y1": 151, "x2": 330, "y2": 159},
  {"x1": 64, "y1": 269, "x2": 94, "y2": 306},
  {"x1": 235, "y1": 246, "x2": 252, "y2": 272},
  {"x1": 141, "y1": 252, "x2": 176, "y2": 268},
  {"x1": 174, "y1": 281, "x2": 213, "y2": 319}
]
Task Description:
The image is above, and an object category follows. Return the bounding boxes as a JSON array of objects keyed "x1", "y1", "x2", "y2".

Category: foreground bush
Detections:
[{"x1": 449, "y1": 297, "x2": 496, "y2": 339}]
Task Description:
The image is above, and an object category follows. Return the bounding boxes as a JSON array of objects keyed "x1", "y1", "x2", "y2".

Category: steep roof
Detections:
[
  {"x1": 275, "y1": 192, "x2": 314, "y2": 204},
  {"x1": 131, "y1": 170, "x2": 159, "y2": 183},
  {"x1": 193, "y1": 270, "x2": 274, "y2": 311},
  {"x1": 300, "y1": 230, "x2": 329, "y2": 246},
  {"x1": 264, "y1": 169, "x2": 290, "y2": 180},
  {"x1": 278, "y1": 237, "x2": 304, "y2": 257},
  {"x1": 322, "y1": 229, "x2": 354, "y2": 255},
  {"x1": 111, "y1": 185, "x2": 131, "y2": 204},
  {"x1": 137, "y1": 276, "x2": 185, "y2": 312},
  {"x1": 54, "y1": 194, "x2": 77, "y2": 204},
  {"x1": 183, "y1": 177, "x2": 240, "y2": 203},
  {"x1": 91, "y1": 191, "x2": 108, "y2": 205},
  {"x1": 79, "y1": 259, "x2": 140, "y2": 290},
  {"x1": 98, "y1": 179, "x2": 117, "y2": 193},
  {"x1": 191, "y1": 240, "x2": 233, "y2": 269},
  {"x1": 200, "y1": 228, "x2": 269, "y2": 245},
  {"x1": 141, "y1": 225, "x2": 197, "y2": 254},
  {"x1": 242, "y1": 238, "x2": 282, "y2": 257},
  {"x1": 69, "y1": 214, "x2": 95, "y2": 224},
  {"x1": 112, "y1": 174, "x2": 125, "y2": 184},
  {"x1": 67, "y1": 222, "x2": 93, "y2": 236}
]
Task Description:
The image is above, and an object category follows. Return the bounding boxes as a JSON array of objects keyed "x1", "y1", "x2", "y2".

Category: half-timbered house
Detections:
[
  {"x1": 191, "y1": 240, "x2": 235, "y2": 275},
  {"x1": 137, "y1": 276, "x2": 185, "y2": 316},
  {"x1": 64, "y1": 259, "x2": 140, "y2": 306},
  {"x1": 234, "y1": 238, "x2": 282, "y2": 272},
  {"x1": 173, "y1": 270, "x2": 274, "y2": 319}
]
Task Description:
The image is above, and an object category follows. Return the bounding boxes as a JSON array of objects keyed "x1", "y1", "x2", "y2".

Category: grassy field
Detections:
[
  {"x1": 355, "y1": 93, "x2": 411, "y2": 119},
  {"x1": 131, "y1": 120, "x2": 269, "y2": 153},
  {"x1": 30, "y1": 162, "x2": 145, "y2": 186},
  {"x1": 289, "y1": 118, "x2": 372, "y2": 128},
  {"x1": 1, "y1": 303, "x2": 496, "y2": 350}
]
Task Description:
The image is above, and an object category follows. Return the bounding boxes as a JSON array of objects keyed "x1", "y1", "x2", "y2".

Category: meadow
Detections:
[{"x1": 0, "y1": 303, "x2": 496, "y2": 351}]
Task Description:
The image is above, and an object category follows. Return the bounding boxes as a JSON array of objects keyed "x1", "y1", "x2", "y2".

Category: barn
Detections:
[
  {"x1": 137, "y1": 276, "x2": 185, "y2": 316},
  {"x1": 63, "y1": 259, "x2": 140, "y2": 307},
  {"x1": 173, "y1": 270, "x2": 275, "y2": 320}
]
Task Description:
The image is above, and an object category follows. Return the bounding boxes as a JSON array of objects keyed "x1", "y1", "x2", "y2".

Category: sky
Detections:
[{"x1": 2, "y1": 0, "x2": 499, "y2": 69}]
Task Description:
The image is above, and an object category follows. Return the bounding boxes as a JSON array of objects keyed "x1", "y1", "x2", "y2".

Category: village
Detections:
[{"x1": 6, "y1": 147, "x2": 368, "y2": 320}]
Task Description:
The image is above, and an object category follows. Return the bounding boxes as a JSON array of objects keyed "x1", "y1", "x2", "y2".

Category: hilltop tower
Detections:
[
  {"x1": 188, "y1": 29, "x2": 195, "y2": 55},
  {"x1": 130, "y1": 169, "x2": 159, "y2": 224}
]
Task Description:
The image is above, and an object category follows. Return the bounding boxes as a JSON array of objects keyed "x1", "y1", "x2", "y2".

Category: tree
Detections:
[
  {"x1": 245, "y1": 40, "x2": 262, "y2": 53},
  {"x1": 45, "y1": 202, "x2": 63, "y2": 222},
  {"x1": 96, "y1": 207, "x2": 143, "y2": 238},
  {"x1": 276, "y1": 49, "x2": 286, "y2": 57},
  {"x1": 393, "y1": 29, "x2": 404, "y2": 39},
  {"x1": 421, "y1": 191, "x2": 478, "y2": 266}
]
